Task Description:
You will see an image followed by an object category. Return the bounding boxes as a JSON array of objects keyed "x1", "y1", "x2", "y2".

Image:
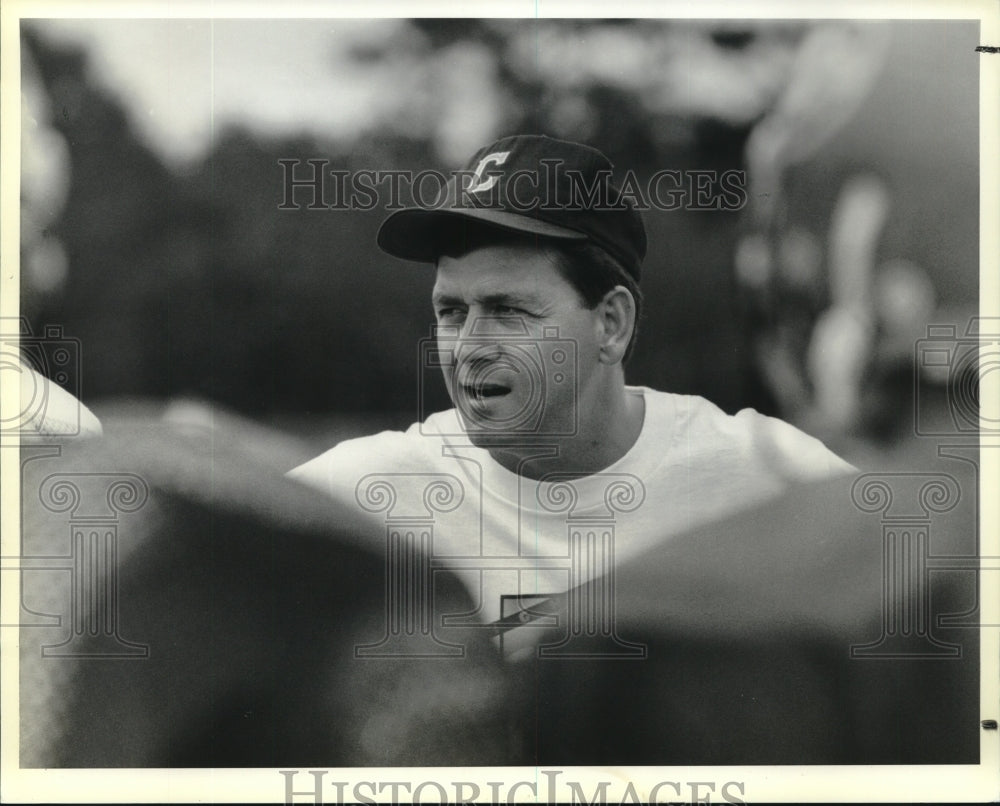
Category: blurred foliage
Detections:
[
  {"x1": 21, "y1": 19, "x2": 978, "y2": 440},
  {"x1": 23, "y1": 22, "x2": 766, "y2": 418}
]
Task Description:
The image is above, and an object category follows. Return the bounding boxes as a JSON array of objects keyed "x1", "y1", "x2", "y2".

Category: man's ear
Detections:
[{"x1": 596, "y1": 285, "x2": 636, "y2": 365}]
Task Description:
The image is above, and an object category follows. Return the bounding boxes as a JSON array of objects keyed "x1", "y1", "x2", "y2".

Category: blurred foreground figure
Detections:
[
  {"x1": 519, "y1": 465, "x2": 980, "y2": 764},
  {"x1": 18, "y1": 426, "x2": 978, "y2": 766},
  {"x1": 19, "y1": 426, "x2": 515, "y2": 767}
]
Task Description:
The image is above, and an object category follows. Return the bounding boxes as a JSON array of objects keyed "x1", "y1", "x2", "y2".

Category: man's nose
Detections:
[
  {"x1": 464, "y1": 314, "x2": 512, "y2": 337},
  {"x1": 450, "y1": 315, "x2": 509, "y2": 354},
  {"x1": 454, "y1": 337, "x2": 503, "y2": 366}
]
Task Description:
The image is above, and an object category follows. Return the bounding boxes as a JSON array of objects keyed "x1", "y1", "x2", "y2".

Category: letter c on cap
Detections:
[{"x1": 466, "y1": 151, "x2": 510, "y2": 194}]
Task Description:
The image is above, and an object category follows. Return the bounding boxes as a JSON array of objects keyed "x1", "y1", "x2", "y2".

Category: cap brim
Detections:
[{"x1": 377, "y1": 207, "x2": 588, "y2": 263}]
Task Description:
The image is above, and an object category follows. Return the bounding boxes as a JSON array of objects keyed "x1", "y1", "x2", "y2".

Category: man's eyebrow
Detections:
[
  {"x1": 477, "y1": 292, "x2": 539, "y2": 307},
  {"x1": 432, "y1": 291, "x2": 540, "y2": 307},
  {"x1": 431, "y1": 291, "x2": 538, "y2": 308},
  {"x1": 431, "y1": 291, "x2": 462, "y2": 307}
]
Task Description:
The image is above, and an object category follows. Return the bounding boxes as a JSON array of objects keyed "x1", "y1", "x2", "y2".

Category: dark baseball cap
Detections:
[{"x1": 376, "y1": 134, "x2": 647, "y2": 281}]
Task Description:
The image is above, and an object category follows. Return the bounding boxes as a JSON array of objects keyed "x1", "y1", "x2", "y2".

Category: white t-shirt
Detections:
[{"x1": 289, "y1": 387, "x2": 856, "y2": 630}]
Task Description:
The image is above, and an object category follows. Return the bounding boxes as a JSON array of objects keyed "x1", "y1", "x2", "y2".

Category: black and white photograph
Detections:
[{"x1": 2, "y1": 1, "x2": 998, "y2": 803}]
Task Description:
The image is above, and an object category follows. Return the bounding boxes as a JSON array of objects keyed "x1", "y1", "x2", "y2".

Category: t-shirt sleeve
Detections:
[{"x1": 735, "y1": 408, "x2": 858, "y2": 481}]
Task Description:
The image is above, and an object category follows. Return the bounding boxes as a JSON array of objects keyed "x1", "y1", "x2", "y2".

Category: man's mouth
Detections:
[{"x1": 460, "y1": 381, "x2": 511, "y2": 401}]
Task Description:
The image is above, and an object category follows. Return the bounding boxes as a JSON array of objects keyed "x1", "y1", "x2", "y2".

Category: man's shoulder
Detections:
[
  {"x1": 639, "y1": 386, "x2": 741, "y2": 440},
  {"x1": 641, "y1": 387, "x2": 857, "y2": 480}
]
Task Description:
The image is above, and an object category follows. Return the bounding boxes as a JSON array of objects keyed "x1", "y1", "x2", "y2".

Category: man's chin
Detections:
[
  {"x1": 463, "y1": 429, "x2": 521, "y2": 448},
  {"x1": 455, "y1": 419, "x2": 516, "y2": 445},
  {"x1": 452, "y1": 400, "x2": 524, "y2": 443},
  {"x1": 450, "y1": 397, "x2": 569, "y2": 449}
]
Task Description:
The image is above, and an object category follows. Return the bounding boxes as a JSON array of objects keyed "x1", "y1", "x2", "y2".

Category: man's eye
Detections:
[{"x1": 437, "y1": 308, "x2": 466, "y2": 320}]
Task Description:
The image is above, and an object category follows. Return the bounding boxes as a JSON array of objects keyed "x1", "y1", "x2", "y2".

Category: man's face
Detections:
[{"x1": 432, "y1": 241, "x2": 600, "y2": 445}]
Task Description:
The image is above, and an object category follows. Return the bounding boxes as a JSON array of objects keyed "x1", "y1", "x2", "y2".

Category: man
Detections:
[{"x1": 290, "y1": 134, "x2": 855, "y2": 636}]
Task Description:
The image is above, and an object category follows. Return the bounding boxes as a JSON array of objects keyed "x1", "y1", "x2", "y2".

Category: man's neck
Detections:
[{"x1": 485, "y1": 387, "x2": 646, "y2": 481}]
